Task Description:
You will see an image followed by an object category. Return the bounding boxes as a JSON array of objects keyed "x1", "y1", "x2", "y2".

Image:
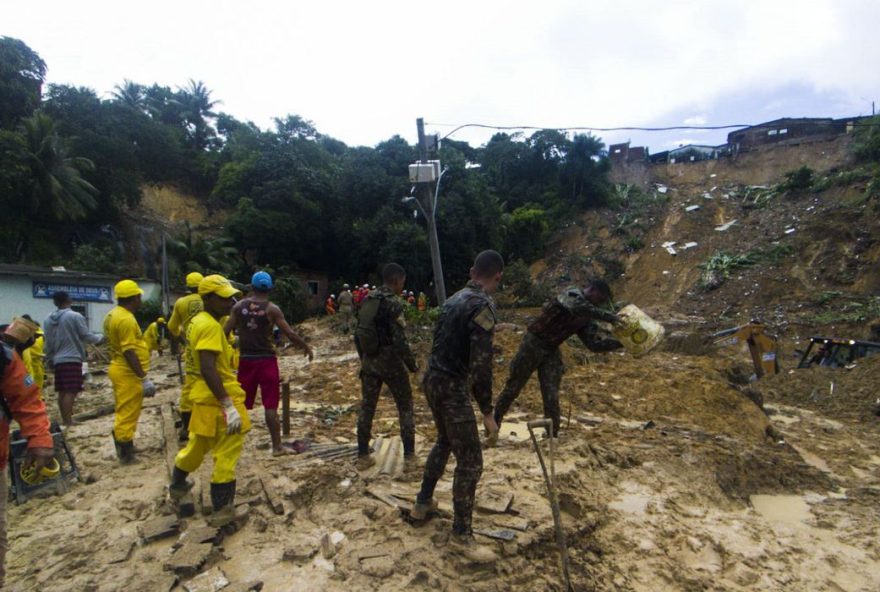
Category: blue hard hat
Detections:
[{"x1": 251, "y1": 271, "x2": 273, "y2": 291}]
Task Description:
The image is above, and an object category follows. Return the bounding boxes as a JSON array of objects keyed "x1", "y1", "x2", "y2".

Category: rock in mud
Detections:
[{"x1": 282, "y1": 538, "x2": 319, "y2": 562}]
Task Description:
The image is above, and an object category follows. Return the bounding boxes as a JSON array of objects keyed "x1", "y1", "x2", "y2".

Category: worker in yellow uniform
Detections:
[
  {"x1": 168, "y1": 272, "x2": 205, "y2": 441},
  {"x1": 168, "y1": 275, "x2": 249, "y2": 527},
  {"x1": 144, "y1": 316, "x2": 167, "y2": 356},
  {"x1": 28, "y1": 328, "x2": 45, "y2": 392},
  {"x1": 104, "y1": 279, "x2": 154, "y2": 464}
]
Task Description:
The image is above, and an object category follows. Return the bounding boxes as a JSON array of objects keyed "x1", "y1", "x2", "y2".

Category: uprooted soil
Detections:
[{"x1": 6, "y1": 313, "x2": 880, "y2": 592}]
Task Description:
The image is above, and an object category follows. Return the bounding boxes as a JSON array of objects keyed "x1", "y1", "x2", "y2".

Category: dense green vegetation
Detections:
[{"x1": 0, "y1": 37, "x2": 613, "y2": 292}]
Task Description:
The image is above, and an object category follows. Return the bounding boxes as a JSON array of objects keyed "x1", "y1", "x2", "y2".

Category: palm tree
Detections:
[
  {"x1": 20, "y1": 112, "x2": 98, "y2": 220},
  {"x1": 177, "y1": 79, "x2": 221, "y2": 150},
  {"x1": 167, "y1": 222, "x2": 239, "y2": 276},
  {"x1": 111, "y1": 79, "x2": 149, "y2": 112}
]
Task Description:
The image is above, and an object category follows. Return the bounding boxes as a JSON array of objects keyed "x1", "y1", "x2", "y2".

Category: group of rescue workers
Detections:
[{"x1": 0, "y1": 249, "x2": 626, "y2": 577}]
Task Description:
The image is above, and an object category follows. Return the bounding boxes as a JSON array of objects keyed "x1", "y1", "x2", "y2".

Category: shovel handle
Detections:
[{"x1": 527, "y1": 418, "x2": 553, "y2": 430}]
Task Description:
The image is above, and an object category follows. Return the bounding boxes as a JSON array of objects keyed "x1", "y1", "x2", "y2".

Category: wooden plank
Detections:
[
  {"x1": 476, "y1": 490, "x2": 514, "y2": 514},
  {"x1": 259, "y1": 477, "x2": 285, "y2": 515},
  {"x1": 139, "y1": 515, "x2": 180, "y2": 543},
  {"x1": 165, "y1": 542, "x2": 214, "y2": 575},
  {"x1": 72, "y1": 404, "x2": 115, "y2": 422}
]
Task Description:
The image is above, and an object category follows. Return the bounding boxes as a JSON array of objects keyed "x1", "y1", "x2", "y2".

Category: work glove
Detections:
[
  {"x1": 222, "y1": 399, "x2": 242, "y2": 434},
  {"x1": 25, "y1": 447, "x2": 56, "y2": 471},
  {"x1": 142, "y1": 378, "x2": 157, "y2": 398}
]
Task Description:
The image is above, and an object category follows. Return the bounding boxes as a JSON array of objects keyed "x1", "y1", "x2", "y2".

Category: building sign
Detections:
[{"x1": 32, "y1": 282, "x2": 112, "y2": 303}]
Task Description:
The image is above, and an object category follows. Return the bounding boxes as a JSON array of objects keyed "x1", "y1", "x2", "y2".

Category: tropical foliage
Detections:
[{"x1": 0, "y1": 37, "x2": 615, "y2": 293}]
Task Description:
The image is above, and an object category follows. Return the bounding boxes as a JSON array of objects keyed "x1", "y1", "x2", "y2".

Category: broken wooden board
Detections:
[
  {"x1": 72, "y1": 404, "x2": 115, "y2": 423},
  {"x1": 176, "y1": 525, "x2": 221, "y2": 547},
  {"x1": 474, "y1": 527, "x2": 517, "y2": 541},
  {"x1": 165, "y1": 541, "x2": 214, "y2": 575},
  {"x1": 366, "y1": 486, "x2": 408, "y2": 510},
  {"x1": 139, "y1": 514, "x2": 180, "y2": 543},
  {"x1": 476, "y1": 489, "x2": 514, "y2": 513},
  {"x1": 259, "y1": 476, "x2": 284, "y2": 515}
]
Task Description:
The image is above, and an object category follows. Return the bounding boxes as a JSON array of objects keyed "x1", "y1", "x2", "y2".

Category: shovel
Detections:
[{"x1": 527, "y1": 418, "x2": 572, "y2": 591}]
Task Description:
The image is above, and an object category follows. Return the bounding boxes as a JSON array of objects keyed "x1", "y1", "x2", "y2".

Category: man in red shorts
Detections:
[
  {"x1": 43, "y1": 291, "x2": 105, "y2": 425},
  {"x1": 225, "y1": 271, "x2": 314, "y2": 456}
]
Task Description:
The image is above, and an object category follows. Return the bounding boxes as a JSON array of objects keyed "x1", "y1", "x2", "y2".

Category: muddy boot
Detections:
[
  {"x1": 410, "y1": 497, "x2": 438, "y2": 521},
  {"x1": 168, "y1": 467, "x2": 193, "y2": 501},
  {"x1": 449, "y1": 533, "x2": 497, "y2": 564},
  {"x1": 178, "y1": 412, "x2": 191, "y2": 443},
  {"x1": 111, "y1": 431, "x2": 122, "y2": 459},
  {"x1": 397, "y1": 455, "x2": 421, "y2": 482},
  {"x1": 355, "y1": 454, "x2": 376, "y2": 471},
  {"x1": 207, "y1": 481, "x2": 237, "y2": 527},
  {"x1": 118, "y1": 440, "x2": 137, "y2": 465}
]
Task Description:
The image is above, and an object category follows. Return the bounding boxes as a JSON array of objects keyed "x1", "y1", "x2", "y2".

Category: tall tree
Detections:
[
  {"x1": 178, "y1": 79, "x2": 220, "y2": 151},
  {"x1": 0, "y1": 37, "x2": 46, "y2": 128},
  {"x1": 20, "y1": 112, "x2": 98, "y2": 220},
  {"x1": 111, "y1": 79, "x2": 149, "y2": 112}
]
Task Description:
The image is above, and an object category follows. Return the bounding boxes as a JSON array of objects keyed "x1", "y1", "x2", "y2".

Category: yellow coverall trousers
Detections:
[
  {"x1": 174, "y1": 403, "x2": 248, "y2": 483},
  {"x1": 109, "y1": 364, "x2": 143, "y2": 442},
  {"x1": 180, "y1": 372, "x2": 195, "y2": 413}
]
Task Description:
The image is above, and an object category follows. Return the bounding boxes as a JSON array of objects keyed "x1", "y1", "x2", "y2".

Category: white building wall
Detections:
[{"x1": 0, "y1": 275, "x2": 161, "y2": 333}]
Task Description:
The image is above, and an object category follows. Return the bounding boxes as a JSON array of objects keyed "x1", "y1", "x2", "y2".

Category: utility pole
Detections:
[{"x1": 417, "y1": 117, "x2": 447, "y2": 305}]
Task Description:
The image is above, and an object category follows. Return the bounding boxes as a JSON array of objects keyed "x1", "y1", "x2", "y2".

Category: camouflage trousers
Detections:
[
  {"x1": 494, "y1": 332, "x2": 564, "y2": 436},
  {"x1": 358, "y1": 350, "x2": 415, "y2": 456},
  {"x1": 417, "y1": 370, "x2": 483, "y2": 535}
]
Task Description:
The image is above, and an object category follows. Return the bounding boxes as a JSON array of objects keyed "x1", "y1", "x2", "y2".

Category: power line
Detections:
[{"x1": 427, "y1": 118, "x2": 879, "y2": 141}]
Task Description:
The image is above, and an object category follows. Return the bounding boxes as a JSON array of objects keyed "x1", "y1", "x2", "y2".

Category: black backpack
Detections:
[{"x1": 355, "y1": 292, "x2": 384, "y2": 356}]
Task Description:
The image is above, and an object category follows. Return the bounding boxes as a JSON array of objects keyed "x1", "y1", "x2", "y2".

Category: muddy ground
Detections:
[{"x1": 6, "y1": 310, "x2": 880, "y2": 592}]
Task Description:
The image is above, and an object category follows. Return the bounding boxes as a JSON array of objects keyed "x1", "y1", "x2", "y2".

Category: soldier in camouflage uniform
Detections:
[
  {"x1": 354, "y1": 263, "x2": 418, "y2": 470},
  {"x1": 494, "y1": 279, "x2": 622, "y2": 437},
  {"x1": 412, "y1": 250, "x2": 504, "y2": 562}
]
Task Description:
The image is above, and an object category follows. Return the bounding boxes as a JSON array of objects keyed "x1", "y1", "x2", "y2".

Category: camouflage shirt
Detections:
[
  {"x1": 427, "y1": 280, "x2": 496, "y2": 415},
  {"x1": 527, "y1": 287, "x2": 620, "y2": 349},
  {"x1": 369, "y1": 286, "x2": 417, "y2": 370}
]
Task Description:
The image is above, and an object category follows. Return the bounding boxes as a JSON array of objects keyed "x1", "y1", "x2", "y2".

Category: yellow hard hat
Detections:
[
  {"x1": 114, "y1": 279, "x2": 143, "y2": 299},
  {"x1": 157, "y1": 316, "x2": 166, "y2": 324},
  {"x1": 198, "y1": 274, "x2": 242, "y2": 299},
  {"x1": 186, "y1": 271, "x2": 205, "y2": 288}
]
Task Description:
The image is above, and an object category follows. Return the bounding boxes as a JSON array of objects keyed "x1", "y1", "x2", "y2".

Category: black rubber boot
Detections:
[
  {"x1": 207, "y1": 480, "x2": 237, "y2": 527},
  {"x1": 118, "y1": 440, "x2": 137, "y2": 465},
  {"x1": 169, "y1": 467, "x2": 193, "y2": 500},
  {"x1": 178, "y1": 412, "x2": 191, "y2": 442}
]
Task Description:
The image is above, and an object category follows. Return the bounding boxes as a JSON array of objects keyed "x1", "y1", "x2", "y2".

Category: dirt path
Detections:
[{"x1": 6, "y1": 318, "x2": 880, "y2": 591}]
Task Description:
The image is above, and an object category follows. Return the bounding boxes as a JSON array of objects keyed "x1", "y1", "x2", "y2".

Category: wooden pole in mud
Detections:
[{"x1": 282, "y1": 380, "x2": 290, "y2": 436}]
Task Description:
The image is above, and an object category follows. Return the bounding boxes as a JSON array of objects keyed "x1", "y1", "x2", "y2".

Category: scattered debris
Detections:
[
  {"x1": 182, "y1": 566, "x2": 229, "y2": 592},
  {"x1": 166, "y1": 542, "x2": 214, "y2": 575},
  {"x1": 685, "y1": 205, "x2": 700, "y2": 212},
  {"x1": 715, "y1": 219, "x2": 738, "y2": 231},
  {"x1": 139, "y1": 515, "x2": 180, "y2": 543}
]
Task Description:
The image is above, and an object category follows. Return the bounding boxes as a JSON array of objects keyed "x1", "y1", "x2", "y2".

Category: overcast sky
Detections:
[{"x1": 5, "y1": 0, "x2": 879, "y2": 152}]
